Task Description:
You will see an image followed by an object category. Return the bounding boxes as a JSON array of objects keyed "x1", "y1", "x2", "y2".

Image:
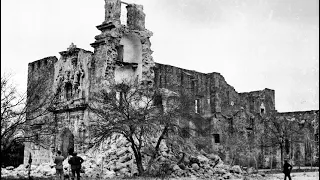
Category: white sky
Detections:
[{"x1": 1, "y1": 0, "x2": 319, "y2": 112}]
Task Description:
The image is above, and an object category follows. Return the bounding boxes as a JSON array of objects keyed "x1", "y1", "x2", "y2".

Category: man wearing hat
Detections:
[
  {"x1": 68, "y1": 152, "x2": 84, "y2": 180},
  {"x1": 283, "y1": 159, "x2": 293, "y2": 180}
]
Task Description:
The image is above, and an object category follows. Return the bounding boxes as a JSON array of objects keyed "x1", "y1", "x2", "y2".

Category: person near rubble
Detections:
[
  {"x1": 68, "y1": 152, "x2": 84, "y2": 180},
  {"x1": 54, "y1": 150, "x2": 65, "y2": 180},
  {"x1": 283, "y1": 159, "x2": 293, "y2": 180}
]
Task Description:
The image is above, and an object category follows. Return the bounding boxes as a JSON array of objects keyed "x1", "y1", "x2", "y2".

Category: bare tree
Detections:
[
  {"x1": 88, "y1": 79, "x2": 197, "y2": 175},
  {"x1": 1, "y1": 73, "x2": 56, "y2": 166}
]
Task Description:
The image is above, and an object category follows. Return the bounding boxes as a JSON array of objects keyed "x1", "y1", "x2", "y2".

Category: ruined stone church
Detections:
[{"x1": 25, "y1": 0, "x2": 318, "y2": 168}]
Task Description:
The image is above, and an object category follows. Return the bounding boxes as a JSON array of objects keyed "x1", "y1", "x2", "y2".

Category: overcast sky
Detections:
[{"x1": 1, "y1": 0, "x2": 319, "y2": 112}]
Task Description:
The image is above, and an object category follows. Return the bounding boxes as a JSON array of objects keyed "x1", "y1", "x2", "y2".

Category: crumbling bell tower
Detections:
[
  {"x1": 24, "y1": 0, "x2": 155, "y2": 165},
  {"x1": 90, "y1": 0, "x2": 154, "y2": 92}
]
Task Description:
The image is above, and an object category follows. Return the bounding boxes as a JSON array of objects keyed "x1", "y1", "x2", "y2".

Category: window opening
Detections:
[
  {"x1": 213, "y1": 134, "x2": 220, "y2": 143},
  {"x1": 195, "y1": 99, "x2": 200, "y2": 114},
  {"x1": 116, "y1": 45, "x2": 124, "y2": 62},
  {"x1": 65, "y1": 83, "x2": 73, "y2": 101}
]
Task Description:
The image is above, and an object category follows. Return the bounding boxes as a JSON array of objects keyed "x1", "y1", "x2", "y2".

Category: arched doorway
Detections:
[{"x1": 60, "y1": 128, "x2": 74, "y2": 158}]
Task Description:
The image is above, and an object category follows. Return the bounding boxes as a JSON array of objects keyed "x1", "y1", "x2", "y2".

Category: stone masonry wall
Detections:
[
  {"x1": 154, "y1": 63, "x2": 276, "y2": 121},
  {"x1": 25, "y1": 56, "x2": 58, "y2": 164},
  {"x1": 277, "y1": 110, "x2": 319, "y2": 166},
  {"x1": 24, "y1": 0, "x2": 318, "y2": 168}
]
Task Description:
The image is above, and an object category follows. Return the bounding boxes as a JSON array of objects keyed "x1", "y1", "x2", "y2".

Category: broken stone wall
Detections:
[
  {"x1": 27, "y1": 56, "x2": 57, "y2": 115},
  {"x1": 154, "y1": 63, "x2": 213, "y2": 117},
  {"x1": 276, "y1": 110, "x2": 319, "y2": 166},
  {"x1": 239, "y1": 89, "x2": 275, "y2": 116},
  {"x1": 153, "y1": 63, "x2": 280, "y2": 164},
  {"x1": 207, "y1": 72, "x2": 241, "y2": 116},
  {"x1": 25, "y1": 56, "x2": 58, "y2": 165}
]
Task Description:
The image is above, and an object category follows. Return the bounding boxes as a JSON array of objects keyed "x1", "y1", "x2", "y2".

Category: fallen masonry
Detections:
[{"x1": 1, "y1": 135, "x2": 268, "y2": 179}]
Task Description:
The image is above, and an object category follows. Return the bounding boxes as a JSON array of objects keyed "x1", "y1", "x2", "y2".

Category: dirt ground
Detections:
[{"x1": 1, "y1": 171, "x2": 319, "y2": 180}]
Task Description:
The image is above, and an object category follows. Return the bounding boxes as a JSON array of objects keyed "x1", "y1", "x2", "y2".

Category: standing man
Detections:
[
  {"x1": 283, "y1": 159, "x2": 293, "y2": 180},
  {"x1": 68, "y1": 152, "x2": 84, "y2": 180},
  {"x1": 54, "y1": 150, "x2": 65, "y2": 180}
]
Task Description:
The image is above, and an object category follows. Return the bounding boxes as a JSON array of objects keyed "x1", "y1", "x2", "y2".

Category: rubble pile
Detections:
[
  {"x1": 1, "y1": 135, "x2": 260, "y2": 179},
  {"x1": 1, "y1": 163, "x2": 56, "y2": 178}
]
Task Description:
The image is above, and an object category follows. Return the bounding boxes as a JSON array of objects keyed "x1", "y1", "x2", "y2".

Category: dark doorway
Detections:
[
  {"x1": 1, "y1": 141, "x2": 24, "y2": 167},
  {"x1": 60, "y1": 128, "x2": 74, "y2": 158}
]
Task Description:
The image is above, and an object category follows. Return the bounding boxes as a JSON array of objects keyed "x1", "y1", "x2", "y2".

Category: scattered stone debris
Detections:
[{"x1": 1, "y1": 135, "x2": 267, "y2": 179}]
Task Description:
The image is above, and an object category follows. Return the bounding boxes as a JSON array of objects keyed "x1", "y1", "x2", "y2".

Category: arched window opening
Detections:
[{"x1": 65, "y1": 83, "x2": 73, "y2": 101}]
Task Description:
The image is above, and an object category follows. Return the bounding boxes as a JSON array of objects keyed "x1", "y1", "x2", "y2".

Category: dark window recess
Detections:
[
  {"x1": 35, "y1": 133, "x2": 39, "y2": 141},
  {"x1": 213, "y1": 134, "x2": 220, "y2": 143},
  {"x1": 191, "y1": 80, "x2": 195, "y2": 92},
  {"x1": 65, "y1": 83, "x2": 73, "y2": 101},
  {"x1": 195, "y1": 99, "x2": 200, "y2": 114},
  {"x1": 116, "y1": 45, "x2": 124, "y2": 62},
  {"x1": 153, "y1": 94, "x2": 163, "y2": 106},
  {"x1": 260, "y1": 108, "x2": 265, "y2": 114}
]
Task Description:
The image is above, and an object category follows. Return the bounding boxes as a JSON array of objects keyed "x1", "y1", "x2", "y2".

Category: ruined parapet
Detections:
[
  {"x1": 27, "y1": 56, "x2": 58, "y2": 112},
  {"x1": 239, "y1": 88, "x2": 276, "y2": 115},
  {"x1": 104, "y1": 0, "x2": 121, "y2": 25},
  {"x1": 28, "y1": 56, "x2": 57, "y2": 75},
  {"x1": 126, "y1": 4, "x2": 145, "y2": 31}
]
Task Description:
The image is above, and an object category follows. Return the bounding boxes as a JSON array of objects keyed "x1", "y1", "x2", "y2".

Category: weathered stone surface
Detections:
[
  {"x1": 231, "y1": 165, "x2": 242, "y2": 174},
  {"x1": 172, "y1": 164, "x2": 181, "y2": 171},
  {"x1": 126, "y1": 4, "x2": 145, "y2": 31},
  {"x1": 104, "y1": 0, "x2": 121, "y2": 24},
  {"x1": 23, "y1": 0, "x2": 319, "y2": 174},
  {"x1": 191, "y1": 163, "x2": 199, "y2": 170},
  {"x1": 222, "y1": 172, "x2": 232, "y2": 179}
]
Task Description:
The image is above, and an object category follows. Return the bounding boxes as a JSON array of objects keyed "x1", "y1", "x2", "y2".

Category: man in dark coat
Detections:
[
  {"x1": 54, "y1": 150, "x2": 65, "y2": 180},
  {"x1": 283, "y1": 159, "x2": 293, "y2": 180},
  {"x1": 68, "y1": 152, "x2": 84, "y2": 180}
]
